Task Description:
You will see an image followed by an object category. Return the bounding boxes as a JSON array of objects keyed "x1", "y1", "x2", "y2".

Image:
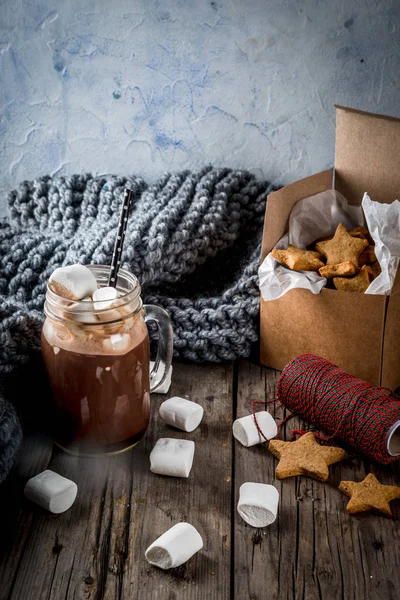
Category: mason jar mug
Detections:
[{"x1": 42, "y1": 265, "x2": 173, "y2": 456}]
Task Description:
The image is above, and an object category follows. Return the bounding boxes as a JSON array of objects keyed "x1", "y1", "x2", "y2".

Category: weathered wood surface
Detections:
[
  {"x1": 1, "y1": 360, "x2": 400, "y2": 600},
  {"x1": 234, "y1": 360, "x2": 400, "y2": 600},
  {"x1": 0, "y1": 363, "x2": 233, "y2": 600}
]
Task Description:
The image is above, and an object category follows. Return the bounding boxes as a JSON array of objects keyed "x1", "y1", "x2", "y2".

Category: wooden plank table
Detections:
[{"x1": 0, "y1": 360, "x2": 399, "y2": 600}]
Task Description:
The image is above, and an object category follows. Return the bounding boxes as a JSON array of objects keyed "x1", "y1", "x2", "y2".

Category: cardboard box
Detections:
[{"x1": 260, "y1": 105, "x2": 400, "y2": 389}]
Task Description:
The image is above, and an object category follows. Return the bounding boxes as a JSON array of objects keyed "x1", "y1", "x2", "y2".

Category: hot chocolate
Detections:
[
  {"x1": 42, "y1": 265, "x2": 173, "y2": 456},
  {"x1": 42, "y1": 314, "x2": 150, "y2": 455}
]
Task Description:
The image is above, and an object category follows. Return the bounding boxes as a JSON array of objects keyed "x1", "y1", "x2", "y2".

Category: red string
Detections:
[
  {"x1": 250, "y1": 355, "x2": 400, "y2": 464},
  {"x1": 251, "y1": 400, "x2": 274, "y2": 442},
  {"x1": 274, "y1": 354, "x2": 400, "y2": 465},
  {"x1": 251, "y1": 397, "x2": 329, "y2": 443},
  {"x1": 290, "y1": 429, "x2": 329, "y2": 443}
]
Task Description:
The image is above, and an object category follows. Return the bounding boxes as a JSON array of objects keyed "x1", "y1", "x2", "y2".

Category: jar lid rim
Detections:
[{"x1": 45, "y1": 264, "x2": 141, "y2": 322}]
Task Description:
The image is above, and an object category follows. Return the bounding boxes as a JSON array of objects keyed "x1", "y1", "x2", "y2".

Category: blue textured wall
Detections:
[{"x1": 0, "y1": 0, "x2": 399, "y2": 213}]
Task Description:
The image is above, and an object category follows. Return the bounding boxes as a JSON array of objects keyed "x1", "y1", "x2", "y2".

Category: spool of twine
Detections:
[{"x1": 275, "y1": 354, "x2": 400, "y2": 465}]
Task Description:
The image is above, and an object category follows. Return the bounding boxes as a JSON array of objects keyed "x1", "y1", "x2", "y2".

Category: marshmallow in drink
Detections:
[
  {"x1": 93, "y1": 286, "x2": 124, "y2": 323},
  {"x1": 232, "y1": 411, "x2": 277, "y2": 447},
  {"x1": 102, "y1": 332, "x2": 131, "y2": 353},
  {"x1": 237, "y1": 482, "x2": 279, "y2": 527},
  {"x1": 150, "y1": 361, "x2": 173, "y2": 394},
  {"x1": 69, "y1": 296, "x2": 98, "y2": 324},
  {"x1": 93, "y1": 286, "x2": 119, "y2": 309},
  {"x1": 159, "y1": 397, "x2": 204, "y2": 432},
  {"x1": 145, "y1": 522, "x2": 203, "y2": 570},
  {"x1": 150, "y1": 438, "x2": 195, "y2": 477},
  {"x1": 49, "y1": 265, "x2": 97, "y2": 300},
  {"x1": 24, "y1": 470, "x2": 78, "y2": 514}
]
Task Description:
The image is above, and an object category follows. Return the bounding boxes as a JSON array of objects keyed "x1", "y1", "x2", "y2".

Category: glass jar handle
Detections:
[{"x1": 144, "y1": 305, "x2": 174, "y2": 393}]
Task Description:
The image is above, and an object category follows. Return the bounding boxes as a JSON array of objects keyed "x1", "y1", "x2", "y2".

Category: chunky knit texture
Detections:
[
  {"x1": 0, "y1": 167, "x2": 275, "y2": 480},
  {"x1": 1, "y1": 166, "x2": 274, "y2": 365},
  {"x1": 0, "y1": 397, "x2": 22, "y2": 483}
]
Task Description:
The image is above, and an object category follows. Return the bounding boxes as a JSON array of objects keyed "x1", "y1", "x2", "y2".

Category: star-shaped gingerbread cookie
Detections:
[
  {"x1": 271, "y1": 245, "x2": 324, "y2": 272},
  {"x1": 348, "y1": 225, "x2": 370, "y2": 241},
  {"x1": 316, "y1": 223, "x2": 368, "y2": 265},
  {"x1": 319, "y1": 260, "x2": 359, "y2": 278},
  {"x1": 268, "y1": 432, "x2": 346, "y2": 481},
  {"x1": 333, "y1": 264, "x2": 371, "y2": 293},
  {"x1": 339, "y1": 473, "x2": 400, "y2": 517}
]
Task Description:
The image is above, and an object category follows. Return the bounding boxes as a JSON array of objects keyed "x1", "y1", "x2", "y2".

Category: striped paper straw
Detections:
[{"x1": 108, "y1": 188, "x2": 134, "y2": 287}]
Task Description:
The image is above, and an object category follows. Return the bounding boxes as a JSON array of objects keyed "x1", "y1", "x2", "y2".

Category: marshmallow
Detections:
[
  {"x1": 159, "y1": 397, "x2": 204, "y2": 432},
  {"x1": 24, "y1": 470, "x2": 78, "y2": 514},
  {"x1": 150, "y1": 438, "x2": 195, "y2": 477},
  {"x1": 69, "y1": 296, "x2": 98, "y2": 324},
  {"x1": 42, "y1": 320, "x2": 58, "y2": 346},
  {"x1": 93, "y1": 286, "x2": 123, "y2": 323},
  {"x1": 232, "y1": 411, "x2": 277, "y2": 447},
  {"x1": 93, "y1": 286, "x2": 119, "y2": 309},
  {"x1": 145, "y1": 522, "x2": 203, "y2": 570},
  {"x1": 103, "y1": 332, "x2": 131, "y2": 353},
  {"x1": 49, "y1": 265, "x2": 98, "y2": 300},
  {"x1": 150, "y1": 361, "x2": 173, "y2": 394},
  {"x1": 237, "y1": 482, "x2": 279, "y2": 528}
]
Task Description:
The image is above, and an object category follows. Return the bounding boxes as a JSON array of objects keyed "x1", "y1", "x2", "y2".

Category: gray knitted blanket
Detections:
[{"x1": 0, "y1": 166, "x2": 274, "y2": 482}]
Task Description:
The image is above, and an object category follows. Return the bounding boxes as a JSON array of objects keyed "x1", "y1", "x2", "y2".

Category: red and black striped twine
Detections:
[{"x1": 251, "y1": 354, "x2": 400, "y2": 465}]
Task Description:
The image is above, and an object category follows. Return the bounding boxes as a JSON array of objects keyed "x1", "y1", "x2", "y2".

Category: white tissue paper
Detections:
[
  {"x1": 362, "y1": 193, "x2": 400, "y2": 295},
  {"x1": 258, "y1": 190, "x2": 364, "y2": 302}
]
